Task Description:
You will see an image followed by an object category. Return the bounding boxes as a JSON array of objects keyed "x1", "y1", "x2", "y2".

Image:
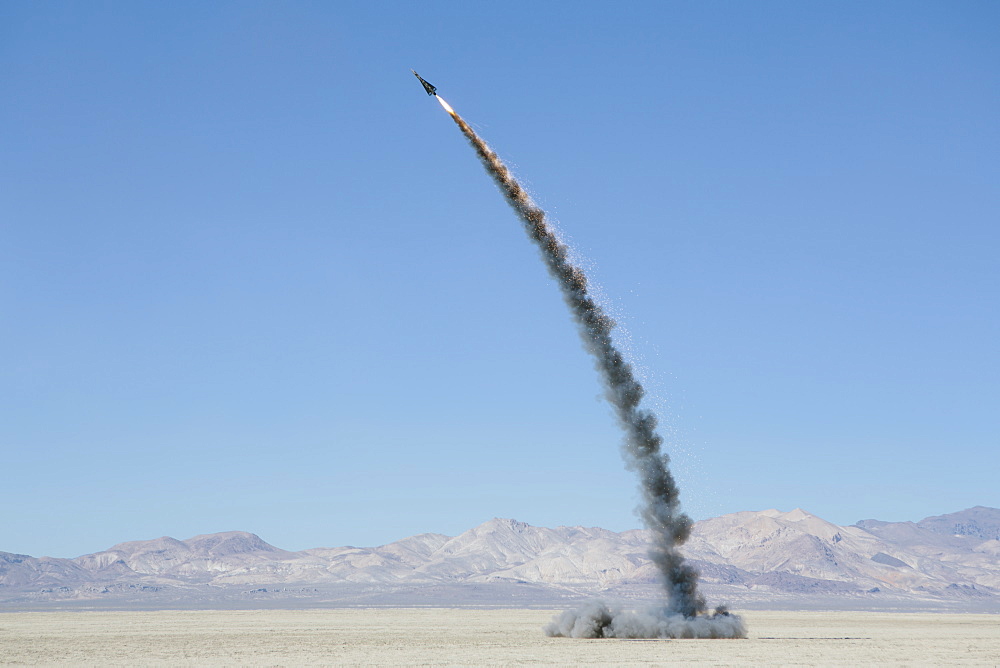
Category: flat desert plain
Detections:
[{"x1": 1, "y1": 608, "x2": 998, "y2": 666}]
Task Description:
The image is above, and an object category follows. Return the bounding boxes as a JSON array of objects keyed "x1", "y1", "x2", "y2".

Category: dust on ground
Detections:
[{"x1": 1, "y1": 608, "x2": 997, "y2": 666}]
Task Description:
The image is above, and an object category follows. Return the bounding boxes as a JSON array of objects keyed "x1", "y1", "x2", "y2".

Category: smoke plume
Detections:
[
  {"x1": 435, "y1": 95, "x2": 744, "y2": 638},
  {"x1": 543, "y1": 601, "x2": 746, "y2": 640}
]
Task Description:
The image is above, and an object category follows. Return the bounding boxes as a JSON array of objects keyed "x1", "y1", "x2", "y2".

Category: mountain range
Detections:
[{"x1": 3, "y1": 507, "x2": 998, "y2": 610}]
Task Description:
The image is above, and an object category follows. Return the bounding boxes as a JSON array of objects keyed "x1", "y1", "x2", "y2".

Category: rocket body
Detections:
[{"x1": 411, "y1": 70, "x2": 437, "y2": 96}]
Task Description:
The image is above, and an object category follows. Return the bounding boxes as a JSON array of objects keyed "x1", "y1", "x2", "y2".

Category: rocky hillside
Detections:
[{"x1": 2, "y1": 508, "x2": 998, "y2": 610}]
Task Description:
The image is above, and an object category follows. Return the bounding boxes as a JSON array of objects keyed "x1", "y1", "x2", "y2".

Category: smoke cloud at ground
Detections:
[
  {"x1": 544, "y1": 601, "x2": 747, "y2": 639},
  {"x1": 438, "y1": 97, "x2": 745, "y2": 638}
]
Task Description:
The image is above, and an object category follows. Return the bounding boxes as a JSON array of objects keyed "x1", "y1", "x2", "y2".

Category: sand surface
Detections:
[{"x1": 1, "y1": 608, "x2": 997, "y2": 666}]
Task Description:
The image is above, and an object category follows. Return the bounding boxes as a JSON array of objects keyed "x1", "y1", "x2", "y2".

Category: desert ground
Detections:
[{"x1": 1, "y1": 608, "x2": 997, "y2": 666}]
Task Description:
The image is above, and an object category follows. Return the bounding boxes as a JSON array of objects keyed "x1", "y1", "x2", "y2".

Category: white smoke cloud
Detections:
[{"x1": 544, "y1": 601, "x2": 747, "y2": 639}]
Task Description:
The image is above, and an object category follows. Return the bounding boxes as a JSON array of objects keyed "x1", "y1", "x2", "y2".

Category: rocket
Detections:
[{"x1": 411, "y1": 70, "x2": 437, "y2": 96}]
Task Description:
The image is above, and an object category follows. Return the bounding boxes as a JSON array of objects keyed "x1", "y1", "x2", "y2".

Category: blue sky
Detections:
[{"x1": 3, "y1": 2, "x2": 997, "y2": 558}]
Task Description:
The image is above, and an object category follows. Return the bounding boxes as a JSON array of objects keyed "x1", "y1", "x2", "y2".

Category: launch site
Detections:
[{"x1": 3, "y1": 1, "x2": 997, "y2": 665}]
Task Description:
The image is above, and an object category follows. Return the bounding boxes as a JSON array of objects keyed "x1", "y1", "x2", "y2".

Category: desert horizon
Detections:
[{"x1": 4, "y1": 506, "x2": 998, "y2": 614}]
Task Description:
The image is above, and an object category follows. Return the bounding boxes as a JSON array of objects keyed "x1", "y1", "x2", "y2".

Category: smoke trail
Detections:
[{"x1": 435, "y1": 95, "x2": 744, "y2": 638}]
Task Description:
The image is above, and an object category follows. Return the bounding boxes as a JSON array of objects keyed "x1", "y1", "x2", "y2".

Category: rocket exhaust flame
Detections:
[
  {"x1": 437, "y1": 96, "x2": 455, "y2": 115},
  {"x1": 425, "y1": 77, "x2": 745, "y2": 639}
]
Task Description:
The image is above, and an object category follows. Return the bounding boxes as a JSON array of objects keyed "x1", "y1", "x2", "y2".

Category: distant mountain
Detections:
[
  {"x1": 2, "y1": 509, "x2": 998, "y2": 610},
  {"x1": 916, "y1": 506, "x2": 1000, "y2": 541}
]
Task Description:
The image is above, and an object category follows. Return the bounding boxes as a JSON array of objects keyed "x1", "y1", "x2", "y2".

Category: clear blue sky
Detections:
[{"x1": 3, "y1": 2, "x2": 997, "y2": 558}]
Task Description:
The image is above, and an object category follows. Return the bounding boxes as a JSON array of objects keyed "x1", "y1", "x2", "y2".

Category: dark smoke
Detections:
[{"x1": 440, "y1": 100, "x2": 745, "y2": 638}]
